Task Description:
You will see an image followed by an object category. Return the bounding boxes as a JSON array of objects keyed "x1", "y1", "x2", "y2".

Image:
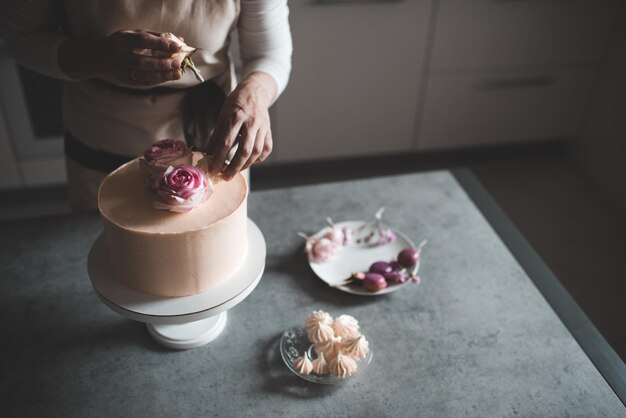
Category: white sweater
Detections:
[{"x1": 0, "y1": 0, "x2": 293, "y2": 95}]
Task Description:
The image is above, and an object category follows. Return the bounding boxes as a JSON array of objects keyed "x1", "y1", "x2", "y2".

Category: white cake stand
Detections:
[{"x1": 87, "y1": 218, "x2": 266, "y2": 350}]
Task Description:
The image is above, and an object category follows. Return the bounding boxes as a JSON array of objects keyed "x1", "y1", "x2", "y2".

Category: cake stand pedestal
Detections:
[
  {"x1": 146, "y1": 313, "x2": 228, "y2": 349},
  {"x1": 87, "y1": 219, "x2": 266, "y2": 350}
]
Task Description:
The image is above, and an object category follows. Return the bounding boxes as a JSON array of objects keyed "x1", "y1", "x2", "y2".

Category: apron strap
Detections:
[
  {"x1": 181, "y1": 80, "x2": 226, "y2": 151},
  {"x1": 64, "y1": 131, "x2": 134, "y2": 173}
]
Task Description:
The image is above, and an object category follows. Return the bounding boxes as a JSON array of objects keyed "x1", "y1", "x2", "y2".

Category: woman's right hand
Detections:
[{"x1": 59, "y1": 30, "x2": 183, "y2": 85}]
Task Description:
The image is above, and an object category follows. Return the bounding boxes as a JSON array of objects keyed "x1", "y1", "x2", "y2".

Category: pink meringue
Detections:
[
  {"x1": 332, "y1": 315, "x2": 360, "y2": 338},
  {"x1": 304, "y1": 310, "x2": 333, "y2": 331},
  {"x1": 341, "y1": 335, "x2": 369, "y2": 360},
  {"x1": 307, "y1": 321, "x2": 335, "y2": 344},
  {"x1": 312, "y1": 352, "x2": 329, "y2": 375},
  {"x1": 314, "y1": 335, "x2": 342, "y2": 360},
  {"x1": 329, "y1": 353, "x2": 358, "y2": 377},
  {"x1": 293, "y1": 352, "x2": 313, "y2": 375}
]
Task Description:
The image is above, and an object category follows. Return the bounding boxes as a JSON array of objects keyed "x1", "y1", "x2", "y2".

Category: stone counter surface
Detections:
[{"x1": 0, "y1": 171, "x2": 623, "y2": 417}]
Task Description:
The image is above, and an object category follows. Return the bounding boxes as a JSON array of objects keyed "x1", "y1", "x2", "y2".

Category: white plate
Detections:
[{"x1": 308, "y1": 221, "x2": 420, "y2": 296}]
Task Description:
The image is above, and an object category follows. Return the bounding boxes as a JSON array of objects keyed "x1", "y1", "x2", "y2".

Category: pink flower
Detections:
[
  {"x1": 144, "y1": 139, "x2": 190, "y2": 164},
  {"x1": 324, "y1": 228, "x2": 344, "y2": 246},
  {"x1": 376, "y1": 227, "x2": 397, "y2": 245},
  {"x1": 141, "y1": 139, "x2": 193, "y2": 184},
  {"x1": 324, "y1": 226, "x2": 352, "y2": 246},
  {"x1": 152, "y1": 165, "x2": 212, "y2": 213},
  {"x1": 306, "y1": 237, "x2": 340, "y2": 263}
]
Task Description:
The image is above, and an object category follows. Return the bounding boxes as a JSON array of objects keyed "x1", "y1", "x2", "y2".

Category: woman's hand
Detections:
[
  {"x1": 59, "y1": 30, "x2": 182, "y2": 85},
  {"x1": 207, "y1": 72, "x2": 277, "y2": 180}
]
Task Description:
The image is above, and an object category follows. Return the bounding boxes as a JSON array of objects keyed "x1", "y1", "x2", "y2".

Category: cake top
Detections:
[{"x1": 98, "y1": 152, "x2": 247, "y2": 234}]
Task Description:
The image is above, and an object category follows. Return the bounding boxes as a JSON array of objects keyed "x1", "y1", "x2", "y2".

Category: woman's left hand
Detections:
[{"x1": 207, "y1": 72, "x2": 277, "y2": 180}]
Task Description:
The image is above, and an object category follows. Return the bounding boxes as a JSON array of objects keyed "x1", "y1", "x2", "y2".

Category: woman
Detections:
[{"x1": 1, "y1": 0, "x2": 292, "y2": 210}]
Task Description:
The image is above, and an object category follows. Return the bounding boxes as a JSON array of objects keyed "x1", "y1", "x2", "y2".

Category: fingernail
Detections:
[{"x1": 171, "y1": 60, "x2": 180, "y2": 69}]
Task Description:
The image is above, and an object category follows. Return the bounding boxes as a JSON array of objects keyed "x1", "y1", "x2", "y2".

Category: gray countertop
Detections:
[{"x1": 1, "y1": 170, "x2": 624, "y2": 417}]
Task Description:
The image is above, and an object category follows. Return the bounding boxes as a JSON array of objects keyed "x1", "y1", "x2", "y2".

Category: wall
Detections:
[{"x1": 574, "y1": 4, "x2": 626, "y2": 213}]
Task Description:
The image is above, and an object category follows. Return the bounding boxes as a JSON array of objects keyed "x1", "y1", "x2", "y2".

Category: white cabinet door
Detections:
[
  {"x1": 417, "y1": 68, "x2": 595, "y2": 150},
  {"x1": 430, "y1": 0, "x2": 620, "y2": 71},
  {"x1": 273, "y1": 0, "x2": 432, "y2": 162}
]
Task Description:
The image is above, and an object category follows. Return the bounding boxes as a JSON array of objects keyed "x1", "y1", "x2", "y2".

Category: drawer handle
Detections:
[
  {"x1": 475, "y1": 76, "x2": 555, "y2": 91},
  {"x1": 312, "y1": 0, "x2": 403, "y2": 4},
  {"x1": 492, "y1": 0, "x2": 570, "y2": 2}
]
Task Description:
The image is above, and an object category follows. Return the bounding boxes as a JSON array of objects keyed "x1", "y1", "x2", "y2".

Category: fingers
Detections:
[
  {"x1": 207, "y1": 92, "x2": 273, "y2": 179},
  {"x1": 218, "y1": 127, "x2": 273, "y2": 179},
  {"x1": 118, "y1": 31, "x2": 180, "y2": 54},
  {"x1": 105, "y1": 30, "x2": 184, "y2": 86},
  {"x1": 223, "y1": 127, "x2": 257, "y2": 180},
  {"x1": 256, "y1": 131, "x2": 273, "y2": 163},
  {"x1": 119, "y1": 53, "x2": 181, "y2": 72},
  {"x1": 239, "y1": 129, "x2": 267, "y2": 172},
  {"x1": 208, "y1": 108, "x2": 246, "y2": 175}
]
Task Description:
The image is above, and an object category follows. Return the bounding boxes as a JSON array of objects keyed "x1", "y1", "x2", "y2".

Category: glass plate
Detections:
[{"x1": 280, "y1": 327, "x2": 373, "y2": 384}]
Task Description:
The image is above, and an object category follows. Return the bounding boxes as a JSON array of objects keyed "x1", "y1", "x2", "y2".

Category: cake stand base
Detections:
[{"x1": 146, "y1": 312, "x2": 228, "y2": 349}]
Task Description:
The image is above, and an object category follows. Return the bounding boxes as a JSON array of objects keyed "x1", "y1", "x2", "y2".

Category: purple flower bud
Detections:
[
  {"x1": 398, "y1": 247, "x2": 419, "y2": 267},
  {"x1": 363, "y1": 273, "x2": 387, "y2": 292},
  {"x1": 389, "y1": 261, "x2": 402, "y2": 271},
  {"x1": 369, "y1": 261, "x2": 392, "y2": 275},
  {"x1": 384, "y1": 271, "x2": 408, "y2": 284}
]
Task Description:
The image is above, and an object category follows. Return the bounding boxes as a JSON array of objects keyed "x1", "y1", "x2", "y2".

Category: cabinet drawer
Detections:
[
  {"x1": 417, "y1": 69, "x2": 594, "y2": 150},
  {"x1": 430, "y1": 0, "x2": 620, "y2": 71}
]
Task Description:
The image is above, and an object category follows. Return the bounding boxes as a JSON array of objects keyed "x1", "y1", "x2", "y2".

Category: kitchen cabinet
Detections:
[
  {"x1": 430, "y1": 0, "x2": 620, "y2": 71},
  {"x1": 273, "y1": 0, "x2": 432, "y2": 162},
  {"x1": 418, "y1": 68, "x2": 594, "y2": 150},
  {"x1": 415, "y1": 0, "x2": 621, "y2": 151},
  {"x1": 273, "y1": 0, "x2": 621, "y2": 161}
]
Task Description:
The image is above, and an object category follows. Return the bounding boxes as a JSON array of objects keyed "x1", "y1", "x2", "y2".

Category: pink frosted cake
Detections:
[{"x1": 98, "y1": 146, "x2": 248, "y2": 297}]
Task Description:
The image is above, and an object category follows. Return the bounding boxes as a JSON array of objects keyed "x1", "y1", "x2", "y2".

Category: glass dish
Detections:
[{"x1": 279, "y1": 326, "x2": 373, "y2": 384}]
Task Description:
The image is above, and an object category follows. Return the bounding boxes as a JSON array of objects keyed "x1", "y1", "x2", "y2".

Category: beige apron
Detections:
[{"x1": 62, "y1": 0, "x2": 240, "y2": 210}]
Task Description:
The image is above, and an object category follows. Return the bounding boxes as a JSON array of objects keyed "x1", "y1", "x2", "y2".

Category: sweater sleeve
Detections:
[
  {"x1": 238, "y1": 0, "x2": 293, "y2": 98},
  {"x1": 0, "y1": 0, "x2": 73, "y2": 80}
]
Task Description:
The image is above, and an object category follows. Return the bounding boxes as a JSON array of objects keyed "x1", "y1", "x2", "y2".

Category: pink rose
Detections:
[
  {"x1": 324, "y1": 226, "x2": 352, "y2": 246},
  {"x1": 144, "y1": 139, "x2": 190, "y2": 164},
  {"x1": 324, "y1": 228, "x2": 344, "y2": 246},
  {"x1": 141, "y1": 139, "x2": 192, "y2": 183},
  {"x1": 306, "y1": 237, "x2": 340, "y2": 263},
  {"x1": 152, "y1": 165, "x2": 212, "y2": 213}
]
